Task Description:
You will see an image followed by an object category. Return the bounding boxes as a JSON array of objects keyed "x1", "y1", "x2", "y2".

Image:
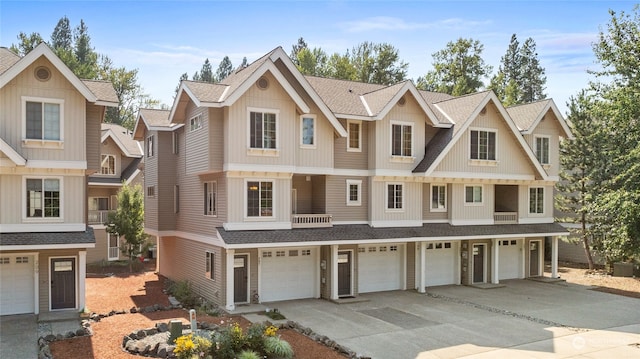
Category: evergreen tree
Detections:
[
  {"x1": 73, "y1": 20, "x2": 98, "y2": 79},
  {"x1": 50, "y1": 16, "x2": 72, "y2": 50},
  {"x1": 519, "y1": 38, "x2": 546, "y2": 102},
  {"x1": 350, "y1": 42, "x2": 408, "y2": 85},
  {"x1": 199, "y1": 58, "x2": 214, "y2": 82},
  {"x1": 417, "y1": 38, "x2": 492, "y2": 95},
  {"x1": 9, "y1": 32, "x2": 44, "y2": 55},
  {"x1": 238, "y1": 56, "x2": 248, "y2": 70},
  {"x1": 290, "y1": 37, "x2": 308, "y2": 66},
  {"x1": 216, "y1": 56, "x2": 234, "y2": 81},
  {"x1": 296, "y1": 47, "x2": 328, "y2": 76}
]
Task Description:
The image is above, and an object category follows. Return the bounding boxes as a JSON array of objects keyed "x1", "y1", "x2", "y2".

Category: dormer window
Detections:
[
  {"x1": 100, "y1": 154, "x2": 116, "y2": 175},
  {"x1": 535, "y1": 136, "x2": 550, "y2": 164},
  {"x1": 248, "y1": 108, "x2": 277, "y2": 149},
  {"x1": 391, "y1": 121, "x2": 413, "y2": 157},
  {"x1": 470, "y1": 130, "x2": 496, "y2": 161}
]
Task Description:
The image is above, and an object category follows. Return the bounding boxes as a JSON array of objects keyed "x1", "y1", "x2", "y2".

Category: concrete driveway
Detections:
[
  {"x1": 0, "y1": 314, "x2": 37, "y2": 359},
  {"x1": 259, "y1": 280, "x2": 640, "y2": 358}
]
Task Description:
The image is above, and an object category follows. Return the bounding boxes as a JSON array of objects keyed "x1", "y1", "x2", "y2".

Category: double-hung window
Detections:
[
  {"x1": 101, "y1": 154, "x2": 116, "y2": 175},
  {"x1": 204, "y1": 181, "x2": 217, "y2": 216},
  {"x1": 346, "y1": 179, "x2": 362, "y2": 206},
  {"x1": 529, "y1": 187, "x2": 544, "y2": 214},
  {"x1": 535, "y1": 136, "x2": 550, "y2": 164},
  {"x1": 300, "y1": 115, "x2": 315, "y2": 147},
  {"x1": 205, "y1": 251, "x2": 215, "y2": 280},
  {"x1": 347, "y1": 120, "x2": 361, "y2": 151},
  {"x1": 470, "y1": 130, "x2": 496, "y2": 160},
  {"x1": 24, "y1": 98, "x2": 63, "y2": 141},
  {"x1": 247, "y1": 181, "x2": 273, "y2": 217},
  {"x1": 146, "y1": 135, "x2": 154, "y2": 157},
  {"x1": 465, "y1": 185, "x2": 483, "y2": 205},
  {"x1": 391, "y1": 122, "x2": 412, "y2": 157},
  {"x1": 249, "y1": 110, "x2": 277, "y2": 149},
  {"x1": 387, "y1": 183, "x2": 403, "y2": 210},
  {"x1": 431, "y1": 184, "x2": 447, "y2": 211},
  {"x1": 190, "y1": 115, "x2": 202, "y2": 132},
  {"x1": 26, "y1": 178, "x2": 60, "y2": 218}
]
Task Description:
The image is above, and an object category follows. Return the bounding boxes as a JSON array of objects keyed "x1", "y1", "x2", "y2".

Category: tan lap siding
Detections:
[
  {"x1": 86, "y1": 228, "x2": 108, "y2": 263},
  {"x1": 325, "y1": 175, "x2": 368, "y2": 222},
  {"x1": 86, "y1": 104, "x2": 103, "y2": 172}
]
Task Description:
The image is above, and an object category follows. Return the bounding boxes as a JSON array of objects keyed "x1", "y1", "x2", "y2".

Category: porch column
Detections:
[
  {"x1": 551, "y1": 236, "x2": 559, "y2": 278},
  {"x1": 79, "y1": 251, "x2": 87, "y2": 311},
  {"x1": 418, "y1": 242, "x2": 426, "y2": 293},
  {"x1": 491, "y1": 239, "x2": 499, "y2": 284},
  {"x1": 225, "y1": 249, "x2": 235, "y2": 311},
  {"x1": 155, "y1": 236, "x2": 160, "y2": 273},
  {"x1": 330, "y1": 245, "x2": 338, "y2": 300}
]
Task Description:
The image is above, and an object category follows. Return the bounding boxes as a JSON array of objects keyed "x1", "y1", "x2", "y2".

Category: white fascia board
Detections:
[
  {"x1": 26, "y1": 160, "x2": 87, "y2": 170},
  {"x1": 432, "y1": 103, "x2": 457, "y2": 125},
  {"x1": 101, "y1": 131, "x2": 135, "y2": 158},
  {"x1": 335, "y1": 114, "x2": 375, "y2": 121},
  {"x1": 0, "y1": 223, "x2": 86, "y2": 232},
  {"x1": 153, "y1": 230, "x2": 227, "y2": 248},
  {"x1": 0, "y1": 138, "x2": 27, "y2": 166},
  {"x1": 0, "y1": 243, "x2": 95, "y2": 251},
  {"x1": 223, "y1": 163, "x2": 296, "y2": 173},
  {"x1": 94, "y1": 100, "x2": 118, "y2": 107},
  {"x1": 88, "y1": 181, "x2": 122, "y2": 187},
  {"x1": 522, "y1": 100, "x2": 573, "y2": 139},
  {"x1": 125, "y1": 169, "x2": 142, "y2": 185},
  {"x1": 429, "y1": 171, "x2": 536, "y2": 181},
  {"x1": 375, "y1": 83, "x2": 443, "y2": 128},
  {"x1": 360, "y1": 96, "x2": 373, "y2": 116}
]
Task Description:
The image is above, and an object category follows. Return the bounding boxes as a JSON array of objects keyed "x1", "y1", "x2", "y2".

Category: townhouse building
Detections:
[
  {"x1": 134, "y1": 47, "x2": 571, "y2": 311},
  {"x1": 0, "y1": 44, "x2": 118, "y2": 315}
]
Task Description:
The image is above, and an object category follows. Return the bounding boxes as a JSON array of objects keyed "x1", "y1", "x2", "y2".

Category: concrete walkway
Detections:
[{"x1": 252, "y1": 280, "x2": 640, "y2": 358}]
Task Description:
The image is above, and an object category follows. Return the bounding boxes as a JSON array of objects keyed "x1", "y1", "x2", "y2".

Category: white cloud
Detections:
[{"x1": 339, "y1": 16, "x2": 491, "y2": 33}]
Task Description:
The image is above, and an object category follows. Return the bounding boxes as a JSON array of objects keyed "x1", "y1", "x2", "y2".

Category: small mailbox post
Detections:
[{"x1": 189, "y1": 309, "x2": 197, "y2": 332}]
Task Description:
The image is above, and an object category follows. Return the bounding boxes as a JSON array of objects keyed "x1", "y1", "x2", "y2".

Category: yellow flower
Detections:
[{"x1": 264, "y1": 325, "x2": 278, "y2": 337}]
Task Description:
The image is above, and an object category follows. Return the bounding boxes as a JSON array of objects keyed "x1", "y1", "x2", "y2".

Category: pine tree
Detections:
[
  {"x1": 50, "y1": 16, "x2": 72, "y2": 50},
  {"x1": 519, "y1": 38, "x2": 546, "y2": 102},
  {"x1": 215, "y1": 56, "x2": 233, "y2": 81},
  {"x1": 290, "y1": 37, "x2": 308, "y2": 66},
  {"x1": 199, "y1": 58, "x2": 214, "y2": 82},
  {"x1": 73, "y1": 20, "x2": 98, "y2": 78}
]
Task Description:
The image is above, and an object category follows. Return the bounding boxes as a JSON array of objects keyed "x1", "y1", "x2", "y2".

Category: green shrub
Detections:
[
  {"x1": 166, "y1": 280, "x2": 198, "y2": 308},
  {"x1": 237, "y1": 350, "x2": 260, "y2": 359},
  {"x1": 264, "y1": 336, "x2": 294, "y2": 359},
  {"x1": 213, "y1": 323, "x2": 247, "y2": 359},
  {"x1": 245, "y1": 323, "x2": 266, "y2": 354}
]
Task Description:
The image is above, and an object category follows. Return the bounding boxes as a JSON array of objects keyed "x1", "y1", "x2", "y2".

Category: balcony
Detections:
[
  {"x1": 291, "y1": 214, "x2": 333, "y2": 228},
  {"x1": 494, "y1": 212, "x2": 518, "y2": 224},
  {"x1": 88, "y1": 210, "x2": 114, "y2": 225}
]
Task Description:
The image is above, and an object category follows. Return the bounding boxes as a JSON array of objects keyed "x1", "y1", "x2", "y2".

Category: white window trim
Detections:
[
  {"x1": 528, "y1": 186, "x2": 545, "y2": 215},
  {"x1": 172, "y1": 131, "x2": 179, "y2": 154},
  {"x1": 247, "y1": 107, "x2": 280, "y2": 156},
  {"x1": 346, "y1": 179, "x2": 362, "y2": 206},
  {"x1": 189, "y1": 115, "x2": 202, "y2": 132},
  {"x1": 22, "y1": 176, "x2": 64, "y2": 223},
  {"x1": 107, "y1": 233, "x2": 119, "y2": 261},
  {"x1": 534, "y1": 135, "x2": 551, "y2": 166},
  {"x1": 21, "y1": 96, "x2": 65, "y2": 148},
  {"x1": 244, "y1": 179, "x2": 275, "y2": 220},
  {"x1": 389, "y1": 120, "x2": 415, "y2": 161},
  {"x1": 146, "y1": 134, "x2": 154, "y2": 158},
  {"x1": 468, "y1": 127, "x2": 498, "y2": 164},
  {"x1": 205, "y1": 251, "x2": 215, "y2": 281},
  {"x1": 464, "y1": 184, "x2": 484, "y2": 206},
  {"x1": 100, "y1": 154, "x2": 116, "y2": 175},
  {"x1": 385, "y1": 182, "x2": 404, "y2": 212},
  {"x1": 430, "y1": 184, "x2": 447, "y2": 212},
  {"x1": 204, "y1": 181, "x2": 217, "y2": 217},
  {"x1": 347, "y1": 120, "x2": 362, "y2": 152},
  {"x1": 299, "y1": 114, "x2": 317, "y2": 149}
]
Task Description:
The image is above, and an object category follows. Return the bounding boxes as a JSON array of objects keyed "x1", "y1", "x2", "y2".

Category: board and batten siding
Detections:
[
  {"x1": 325, "y1": 175, "x2": 368, "y2": 222},
  {"x1": 295, "y1": 108, "x2": 334, "y2": 169},
  {"x1": 225, "y1": 72, "x2": 297, "y2": 167},
  {"x1": 0, "y1": 173, "x2": 85, "y2": 225},
  {"x1": 335, "y1": 119, "x2": 368, "y2": 169},
  {"x1": 225, "y1": 176, "x2": 291, "y2": 225},
  {"x1": 435, "y1": 105, "x2": 536, "y2": 177},
  {"x1": 371, "y1": 94, "x2": 426, "y2": 172},
  {"x1": 0, "y1": 57, "x2": 88, "y2": 162},
  {"x1": 369, "y1": 180, "x2": 422, "y2": 225},
  {"x1": 185, "y1": 104, "x2": 209, "y2": 174},
  {"x1": 523, "y1": 110, "x2": 563, "y2": 177},
  {"x1": 157, "y1": 131, "x2": 177, "y2": 231},
  {"x1": 450, "y1": 183, "x2": 494, "y2": 224},
  {"x1": 422, "y1": 183, "x2": 449, "y2": 221}
]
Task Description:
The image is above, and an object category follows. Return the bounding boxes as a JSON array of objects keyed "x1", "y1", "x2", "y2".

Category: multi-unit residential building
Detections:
[
  {"x1": 86, "y1": 123, "x2": 144, "y2": 263},
  {"x1": 0, "y1": 44, "x2": 118, "y2": 315},
  {"x1": 134, "y1": 47, "x2": 572, "y2": 311}
]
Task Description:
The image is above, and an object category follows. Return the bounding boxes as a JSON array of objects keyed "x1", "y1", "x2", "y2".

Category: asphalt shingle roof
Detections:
[
  {"x1": 0, "y1": 47, "x2": 20, "y2": 74},
  {"x1": 0, "y1": 227, "x2": 96, "y2": 246},
  {"x1": 506, "y1": 99, "x2": 551, "y2": 131},
  {"x1": 102, "y1": 123, "x2": 142, "y2": 157},
  {"x1": 82, "y1": 79, "x2": 119, "y2": 104},
  {"x1": 139, "y1": 108, "x2": 171, "y2": 126},
  {"x1": 413, "y1": 127, "x2": 454, "y2": 172},
  {"x1": 217, "y1": 223, "x2": 568, "y2": 246}
]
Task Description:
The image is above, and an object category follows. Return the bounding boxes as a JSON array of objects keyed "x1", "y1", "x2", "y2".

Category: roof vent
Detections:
[
  {"x1": 257, "y1": 77, "x2": 269, "y2": 90},
  {"x1": 398, "y1": 96, "x2": 406, "y2": 106},
  {"x1": 34, "y1": 66, "x2": 51, "y2": 82}
]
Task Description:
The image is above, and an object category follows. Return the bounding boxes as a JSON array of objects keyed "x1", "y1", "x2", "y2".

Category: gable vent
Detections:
[
  {"x1": 257, "y1": 77, "x2": 269, "y2": 90},
  {"x1": 398, "y1": 96, "x2": 406, "y2": 106},
  {"x1": 34, "y1": 66, "x2": 51, "y2": 82}
]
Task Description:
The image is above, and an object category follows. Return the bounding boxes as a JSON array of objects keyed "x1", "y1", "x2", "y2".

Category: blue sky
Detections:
[{"x1": 1, "y1": 0, "x2": 637, "y2": 115}]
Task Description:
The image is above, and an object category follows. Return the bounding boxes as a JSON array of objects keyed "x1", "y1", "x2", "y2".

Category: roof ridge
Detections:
[
  {"x1": 361, "y1": 80, "x2": 408, "y2": 96},
  {"x1": 434, "y1": 89, "x2": 490, "y2": 104},
  {"x1": 506, "y1": 98, "x2": 551, "y2": 109}
]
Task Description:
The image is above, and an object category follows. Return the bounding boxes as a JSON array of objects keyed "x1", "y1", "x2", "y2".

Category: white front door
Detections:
[
  {"x1": 358, "y1": 244, "x2": 404, "y2": 293},
  {"x1": 425, "y1": 242, "x2": 457, "y2": 286},
  {"x1": 0, "y1": 255, "x2": 36, "y2": 315},
  {"x1": 260, "y1": 247, "x2": 318, "y2": 302}
]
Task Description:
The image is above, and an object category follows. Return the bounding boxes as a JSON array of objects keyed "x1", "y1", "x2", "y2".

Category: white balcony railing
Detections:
[
  {"x1": 291, "y1": 214, "x2": 333, "y2": 228},
  {"x1": 88, "y1": 210, "x2": 113, "y2": 225},
  {"x1": 494, "y1": 212, "x2": 518, "y2": 224}
]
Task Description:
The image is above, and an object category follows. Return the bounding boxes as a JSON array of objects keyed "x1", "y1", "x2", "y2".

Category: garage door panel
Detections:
[
  {"x1": 260, "y1": 248, "x2": 317, "y2": 302},
  {"x1": 358, "y1": 244, "x2": 403, "y2": 293},
  {"x1": 0, "y1": 255, "x2": 35, "y2": 315},
  {"x1": 499, "y1": 239, "x2": 521, "y2": 280},
  {"x1": 425, "y1": 242, "x2": 457, "y2": 287}
]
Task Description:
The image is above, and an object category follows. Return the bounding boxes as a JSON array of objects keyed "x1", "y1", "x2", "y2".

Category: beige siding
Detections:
[
  {"x1": 295, "y1": 110, "x2": 334, "y2": 169},
  {"x1": 292, "y1": 175, "x2": 312, "y2": 214},
  {"x1": 371, "y1": 94, "x2": 426, "y2": 172},
  {"x1": 143, "y1": 129, "x2": 158, "y2": 231},
  {"x1": 435, "y1": 105, "x2": 536, "y2": 177},
  {"x1": 96, "y1": 138, "x2": 122, "y2": 178},
  {"x1": 335, "y1": 119, "x2": 368, "y2": 169},
  {"x1": 176, "y1": 173, "x2": 227, "y2": 235},
  {"x1": 369, "y1": 180, "x2": 422, "y2": 224},
  {"x1": 86, "y1": 104, "x2": 103, "y2": 172},
  {"x1": 524, "y1": 110, "x2": 563, "y2": 177},
  {"x1": 450, "y1": 183, "x2": 494, "y2": 224},
  {"x1": 225, "y1": 72, "x2": 297, "y2": 167},
  {"x1": 208, "y1": 108, "x2": 225, "y2": 171},
  {"x1": 157, "y1": 131, "x2": 177, "y2": 230},
  {"x1": 518, "y1": 185, "x2": 555, "y2": 220},
  {"x1": 422, "y1": 183, "x2": 449, "y2": 221},
  {"x1": 87, "y1": 228, "x2": 109, "y2": 263},
  {"x1": 311, "y1": 175, "x2": 326, "y2": 214},
  {"x1": 226, "y1": 176, "x2": 291, "y2": 225},
  {"x1": 186, "y1": 104, "x2": 209, "y2": 174},
  {"x1": 325, "y1": 175, "x2": 368, "y2": 222},
  {"x1": 0, "y1": 57, "x2": 88, "y2": 162}
]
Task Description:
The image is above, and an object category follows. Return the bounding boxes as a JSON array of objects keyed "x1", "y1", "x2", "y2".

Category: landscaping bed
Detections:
[{"x1": 549, "y1": 261, "x2": 640, "y2": 299}]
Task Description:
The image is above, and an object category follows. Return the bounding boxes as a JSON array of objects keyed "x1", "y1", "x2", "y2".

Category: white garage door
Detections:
[
  {"x1": 0, "y1": 255, "x2": 35, "y2": 315},
  {"x1": 260, "y1": 247, "x2": 318, "y2": 302},
  {"x1": 425, "y1": 242, "x2": 457, "y2": 286},
  {"x1": 499, "y1": 239, "x2": 521, "y2": 280},
  {"x1": 358, "y1": 244, "x2": 404, "y2": 293}
]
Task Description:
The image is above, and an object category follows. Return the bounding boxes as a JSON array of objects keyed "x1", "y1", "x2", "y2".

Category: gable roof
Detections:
[
  {"x1": 507, "y1": 99, "x2": 573, "y2": 138},
  {"x1": 133, "y1": 108, "x2": 174, "y2": 140},
  {"x1": 0, "y1": 43, "x2": 118, "y2": 107},
  {"x1": 414, "y1": 91, "x2": 549, "y2": 179},
  {"x1": 101, "y1": 123, "x2": 143, "y2": 158},
  {"x1": 171, "y1": 47, "x2": 348, "y2": 137},
  {"x1": 0, "y1": 138, "x2": 26, "y2": 166}
]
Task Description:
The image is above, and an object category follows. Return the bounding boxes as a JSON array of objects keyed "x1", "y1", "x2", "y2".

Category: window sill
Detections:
[
  {"x1": 346, "y1": 148, "x2": 362, "y2": 153},
  {"x1": 542, "y1": 164, "x2": 552, "y2": 170},
  {"x1": 463, "y1": 202, "x2": 484, "y2": 207},
  {"x1": 22, "y1": 139, "x2": 64, "y2": 149},
  {"x1": 468, "y1": 159, "x2": 498, "y2": 167},
  {"x1": 23, "y1": 217, "x2": 64, "y2": 223},
  {"x1": 244, "y1": 216, "x2": 276, "y2": 221},
  {"x1": 385, "y1": 209, "x2": 405, "y2": 213},
  {"x1": 346, "y1": 202, "x2": 361, "y2": 207},
  {"x1": 247, "y1": 148, "x2": 279, "y2": 157},
  {"x1": 430, "y1": 208, "x2": 447, "y2": 213},
  {"x1": 390, "y1": 156, "x2": 415, "y2": 163},
  {"x1": 300, "y1": 144, "x2": 317, "y2": 149}
]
